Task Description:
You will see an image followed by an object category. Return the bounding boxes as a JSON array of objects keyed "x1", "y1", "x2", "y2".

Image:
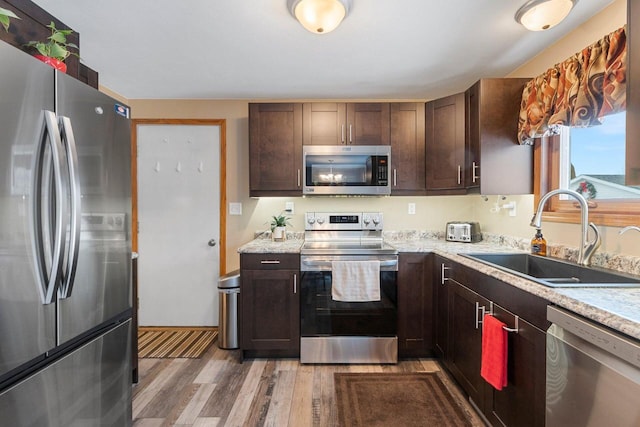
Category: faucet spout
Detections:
[
  {"x1": 531, "y1": 189, "x2": 596, "y2": 265},
  {"x1": 620, "y1": 225, "x2": 640, "y2": 235}
]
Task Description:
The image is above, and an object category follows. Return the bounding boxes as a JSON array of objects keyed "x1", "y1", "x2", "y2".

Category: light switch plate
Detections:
[
  {"x1": 285, "y1": 201, "x2": 295, "y2": 214},
  {"x1": 229, "y1": 202, "x2": 242, "y2": 215},
  {"x1": 408, "y1": 203, "x2": 416, "y2": 215}
]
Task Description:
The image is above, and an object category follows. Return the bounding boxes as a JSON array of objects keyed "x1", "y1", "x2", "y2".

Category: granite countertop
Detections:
[
  {"x1": 237, "y1": 231, "x2": 640, "y2": 341},
  {"x1": 237, "y1": 233, "x2": 304, "y2": 254}
]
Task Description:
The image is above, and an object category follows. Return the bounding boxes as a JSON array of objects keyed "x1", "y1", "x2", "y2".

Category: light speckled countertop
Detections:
[{"x1": 237, "y1": 231, "x2": 640, "y2": 341}]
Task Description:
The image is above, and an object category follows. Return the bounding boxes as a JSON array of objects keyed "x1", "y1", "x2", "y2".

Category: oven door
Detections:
[
  {"x1": 299, "y1": 255, "x2": 398, "y2": 363},
  {"x1": 300, "y1": 270, "x2": 397, "y2": 337}
]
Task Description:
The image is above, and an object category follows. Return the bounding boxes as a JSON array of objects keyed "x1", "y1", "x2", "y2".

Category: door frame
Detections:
[{"x1": 131, "y1": 118, "x2": 227, "y2": 272}]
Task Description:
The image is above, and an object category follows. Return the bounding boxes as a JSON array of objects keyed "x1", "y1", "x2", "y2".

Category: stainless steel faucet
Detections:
[
  {"x1": 619, "y1": 225, "x2": 640, "y2": 235},
  {"x1": 530, "y1": 189, "x2": 600, "y2": 266}
]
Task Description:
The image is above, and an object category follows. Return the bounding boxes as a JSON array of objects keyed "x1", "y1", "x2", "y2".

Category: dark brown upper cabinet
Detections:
[
  {"x1": 466, "y1": 78, "x2": 532, "y2": 195},
  {"x1": 249, "y1": 103, "x2": 303, "y2": 197},
  {"x1": 390, "y1": 103, "x2": 426, "y2": 195},
  {"x1": 426, "y1": 79, "x2": 533, "y2": 195},
  {"x1": 303, "y1": 102, "x2": 390, "y2": 145},
  {"x1": 425, "y1": 93, "x2": 467, "y2": 193}
]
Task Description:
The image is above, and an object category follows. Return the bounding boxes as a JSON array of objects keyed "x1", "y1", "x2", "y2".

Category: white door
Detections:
[{"x1": 137, "y1": 124, "x2": 220, "y2": 326}]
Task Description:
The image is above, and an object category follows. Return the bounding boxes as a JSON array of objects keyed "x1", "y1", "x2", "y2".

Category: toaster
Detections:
[{"x1": 446, "y1": 222, "x2": 482, "y2": 243}]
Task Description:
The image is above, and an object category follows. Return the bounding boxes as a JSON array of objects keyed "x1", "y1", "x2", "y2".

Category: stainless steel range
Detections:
[{"x1": 300, "y1": 212, "x2": 398, "y2": 364}]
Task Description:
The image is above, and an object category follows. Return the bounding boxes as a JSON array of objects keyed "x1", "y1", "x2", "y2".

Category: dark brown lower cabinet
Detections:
[
  {"x1": 437, "y1": 257, "x2": 548, "y2": 427},
  {"x1": 433, "y1": 255, "x2": 450, "y2": 361},
  {"x1": 486, "y1": 305, "x2": 546, "y2": 427},
  {"x1": 447, "y1": 278, "x2": 490, "y2": 411},
  {"x1": 240, "y1": 254, "x2": 300, "y2": 357},
  {"x1": 397, "y1": 253, "x2": 433, "y2": 357}
]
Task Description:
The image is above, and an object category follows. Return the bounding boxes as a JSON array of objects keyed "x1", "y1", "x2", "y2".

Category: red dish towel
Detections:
[{"x1": 480, "y1": 314, "x2": 508, "y2": 390}]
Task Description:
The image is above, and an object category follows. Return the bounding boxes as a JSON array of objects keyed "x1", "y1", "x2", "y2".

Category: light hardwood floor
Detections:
[{"x1": 132, "y1": 343, "x2": 485, "y2": 427}]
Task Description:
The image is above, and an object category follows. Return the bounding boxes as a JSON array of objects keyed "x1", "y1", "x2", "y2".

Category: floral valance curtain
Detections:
[{"x1": 517, "y1": 26, "x2": 627, "y2": 145}]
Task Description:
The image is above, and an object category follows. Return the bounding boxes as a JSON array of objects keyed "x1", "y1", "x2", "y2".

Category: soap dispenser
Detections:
[{"x1": 531, "y1": 229, "x2": 547, "y2": 256}]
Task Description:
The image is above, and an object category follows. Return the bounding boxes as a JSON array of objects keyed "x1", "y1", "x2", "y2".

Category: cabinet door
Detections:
[
  {"x1": 303, "y1": 103, "x2": 390, "y2": 146},
  {"x1": 390, "y1": 103, "x2": 426, "y2": 195},
  {"x1": 397, "y1": 253, "x2": 433, "y2": 357},
  {"x1": 347, "y1": 103, "x2": 390, "y2": 145},
  {"x1": 448, "y1": 279, "x2": 489, "y2": 411},
  {"x1": 465, "y1": 78, "x2": 532, "y2": 195},
  {"x1": 433, "y1": 257, "x2": 449, "y2": 360},
  {"x1": 241, "y1": 269, "x2": 300, "y2": 354},
  {"x1": 426, "y1": 93, "x2": 466, "y2": 191},
  {"x1": 486, "y1": 305, "x2": 546, "y2": 427},
  {"x1": 303, "y1": 102, "x2": 346, "y2": 145},
  {"x1": 249, "y1": 103, "x2": 303, "y2": 196},
  {"x1": 465, "y1": 82, "x2": 481, "y2": 190}
]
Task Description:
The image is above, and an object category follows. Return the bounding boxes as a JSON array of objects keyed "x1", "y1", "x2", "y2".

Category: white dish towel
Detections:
[{"x1": 331, "y1": 260, "x2": 381, "y2": 302}]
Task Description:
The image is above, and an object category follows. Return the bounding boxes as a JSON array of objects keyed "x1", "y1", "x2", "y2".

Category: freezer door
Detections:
[
  {"x1": 55, "y1": 73, "x2": 132, "y2": 344},
  {"x1": 0, "y1": 320, "x2": 132, "y2": 426},
  {"x1": 0, "y1": 43, "x2": 56, "y2": 380}
]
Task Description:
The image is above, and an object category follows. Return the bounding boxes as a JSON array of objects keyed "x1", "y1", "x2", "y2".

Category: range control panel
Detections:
[{"x1": 304, "y1": 212, "x2": 383, "y2": 231}]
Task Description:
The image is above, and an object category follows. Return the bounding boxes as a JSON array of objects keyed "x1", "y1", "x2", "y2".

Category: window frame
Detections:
[{"x1": 534, "y1": 134, "x2": 640, "y2": 227}]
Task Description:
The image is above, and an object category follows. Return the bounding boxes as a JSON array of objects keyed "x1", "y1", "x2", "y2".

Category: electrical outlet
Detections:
[
  {"x1": 408, "y1": 203, "x2": 416, "y2": 215},
  {"x1": 229, "y1": 202, "x2": 242, "y2": 215},
  {"x1": 285, "y1": 201, "x2": 295, "y2": 214}
]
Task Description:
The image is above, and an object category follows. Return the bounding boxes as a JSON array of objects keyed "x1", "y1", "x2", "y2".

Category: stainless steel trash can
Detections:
[{"x1": 218, "y1": 269, "x2": 240, "y2": 349}]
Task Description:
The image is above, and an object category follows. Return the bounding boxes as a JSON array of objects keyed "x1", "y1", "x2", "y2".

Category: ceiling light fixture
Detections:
[
  {"x1": 287, "y1": 0, "x2": 352, "y2": 34},
  {"x1": 515, "y1": 0, "x2": 578, "y2": 31}
]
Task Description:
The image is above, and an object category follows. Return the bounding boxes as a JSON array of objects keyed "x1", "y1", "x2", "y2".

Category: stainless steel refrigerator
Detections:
[{"x1": 0, "y1": 42, "x2": 132, "y2": 426}]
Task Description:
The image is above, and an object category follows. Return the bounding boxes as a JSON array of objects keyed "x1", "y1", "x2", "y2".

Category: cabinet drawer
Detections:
[{"x1": 241, "y1": 253, "x2": 300, "y2": 270}]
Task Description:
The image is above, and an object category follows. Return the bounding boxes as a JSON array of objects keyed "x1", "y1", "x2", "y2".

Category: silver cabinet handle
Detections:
[
  {"x1": 472, "y1": 161, "x2": 479, "y2": 184},
  {"x1": 341, "y1": 124, "x2": 345, "y2": 144},
  {"x1": 297, "y1": 169, "x2": 301, "y2": 187},
  {"x1": 349, "y1": 124, "x2": 353, "y2": 144},
  {"x1": 208, "y1": 239, "x2": 217, "y2": 247},
  {"x1": 475, "y1": 302, "x2": 488, "y2": 330},
  {"x1": 260, "y1": 260, "x2": 281, "y2": 264},
  {"x1": 440, "y1": 263, "x2": 449, "y2": 285},
  {"x1": 393, "y1": 169, "x2": 397, "y2": 187},
  {"x1": 457, "y1": 165, "x2": 462, "y2": 185},
  {"x1": 58, "y1": 116, "x2": 81, "y2": 299},
  {"x1": 293, "y1": 273, "x2": 297, "y2": 294}
]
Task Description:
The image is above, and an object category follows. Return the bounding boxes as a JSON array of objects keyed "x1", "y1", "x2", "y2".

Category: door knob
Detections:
[{"x1": 208, "y1": 239, "x2": 217, "y2": 247}]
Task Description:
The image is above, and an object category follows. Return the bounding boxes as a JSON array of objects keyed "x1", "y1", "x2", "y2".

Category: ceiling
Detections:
[{"x1": 32, "y1": 0, "x2": 614, "y2": 100}]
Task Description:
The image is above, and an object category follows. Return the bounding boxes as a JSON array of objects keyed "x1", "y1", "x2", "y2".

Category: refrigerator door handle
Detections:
[
  {"x1": 58, "y1": 116, "x2": 82, "y2": 299},
  {"x1": 32, "y1": 110, "x2": 68, "y2": 304}
]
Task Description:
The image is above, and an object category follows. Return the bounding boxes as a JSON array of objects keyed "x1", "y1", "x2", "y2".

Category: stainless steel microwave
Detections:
[{"x1": 302, "y1": 145, "x2": 391, "y2": 196}]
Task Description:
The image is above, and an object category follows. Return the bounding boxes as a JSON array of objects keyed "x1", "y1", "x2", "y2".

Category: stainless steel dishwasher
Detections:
[{"x1": 546, "y1": 306, "x2": 640, "y2": 426}]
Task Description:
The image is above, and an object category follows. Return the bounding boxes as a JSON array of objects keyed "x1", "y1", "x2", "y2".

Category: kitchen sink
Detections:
[{"x1": 459, "y1": 253, "x2": 640, "y2": 288}]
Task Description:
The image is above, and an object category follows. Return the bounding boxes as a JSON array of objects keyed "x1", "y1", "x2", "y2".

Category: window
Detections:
[{"x1": 535, "y1": 111, "x2": 640, "y2": 226}]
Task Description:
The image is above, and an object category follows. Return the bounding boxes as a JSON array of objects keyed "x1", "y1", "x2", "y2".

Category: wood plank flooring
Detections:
[{"x1": 133, "y1": 344, "x2": 486, "y2": 427}]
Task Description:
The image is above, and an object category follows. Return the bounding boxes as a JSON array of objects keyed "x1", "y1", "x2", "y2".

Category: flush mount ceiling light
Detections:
[
  {"x1": 515, "y1": 0, "x2": 578, "y2": 31},
  {"x1": 287, "y1": 0, "x2": 352, "y2": 34}
]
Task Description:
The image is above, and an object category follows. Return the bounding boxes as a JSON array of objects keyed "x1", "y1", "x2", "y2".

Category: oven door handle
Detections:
[{"x1": 302, "y1": 259, "x2": 398, "y2": 269}]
